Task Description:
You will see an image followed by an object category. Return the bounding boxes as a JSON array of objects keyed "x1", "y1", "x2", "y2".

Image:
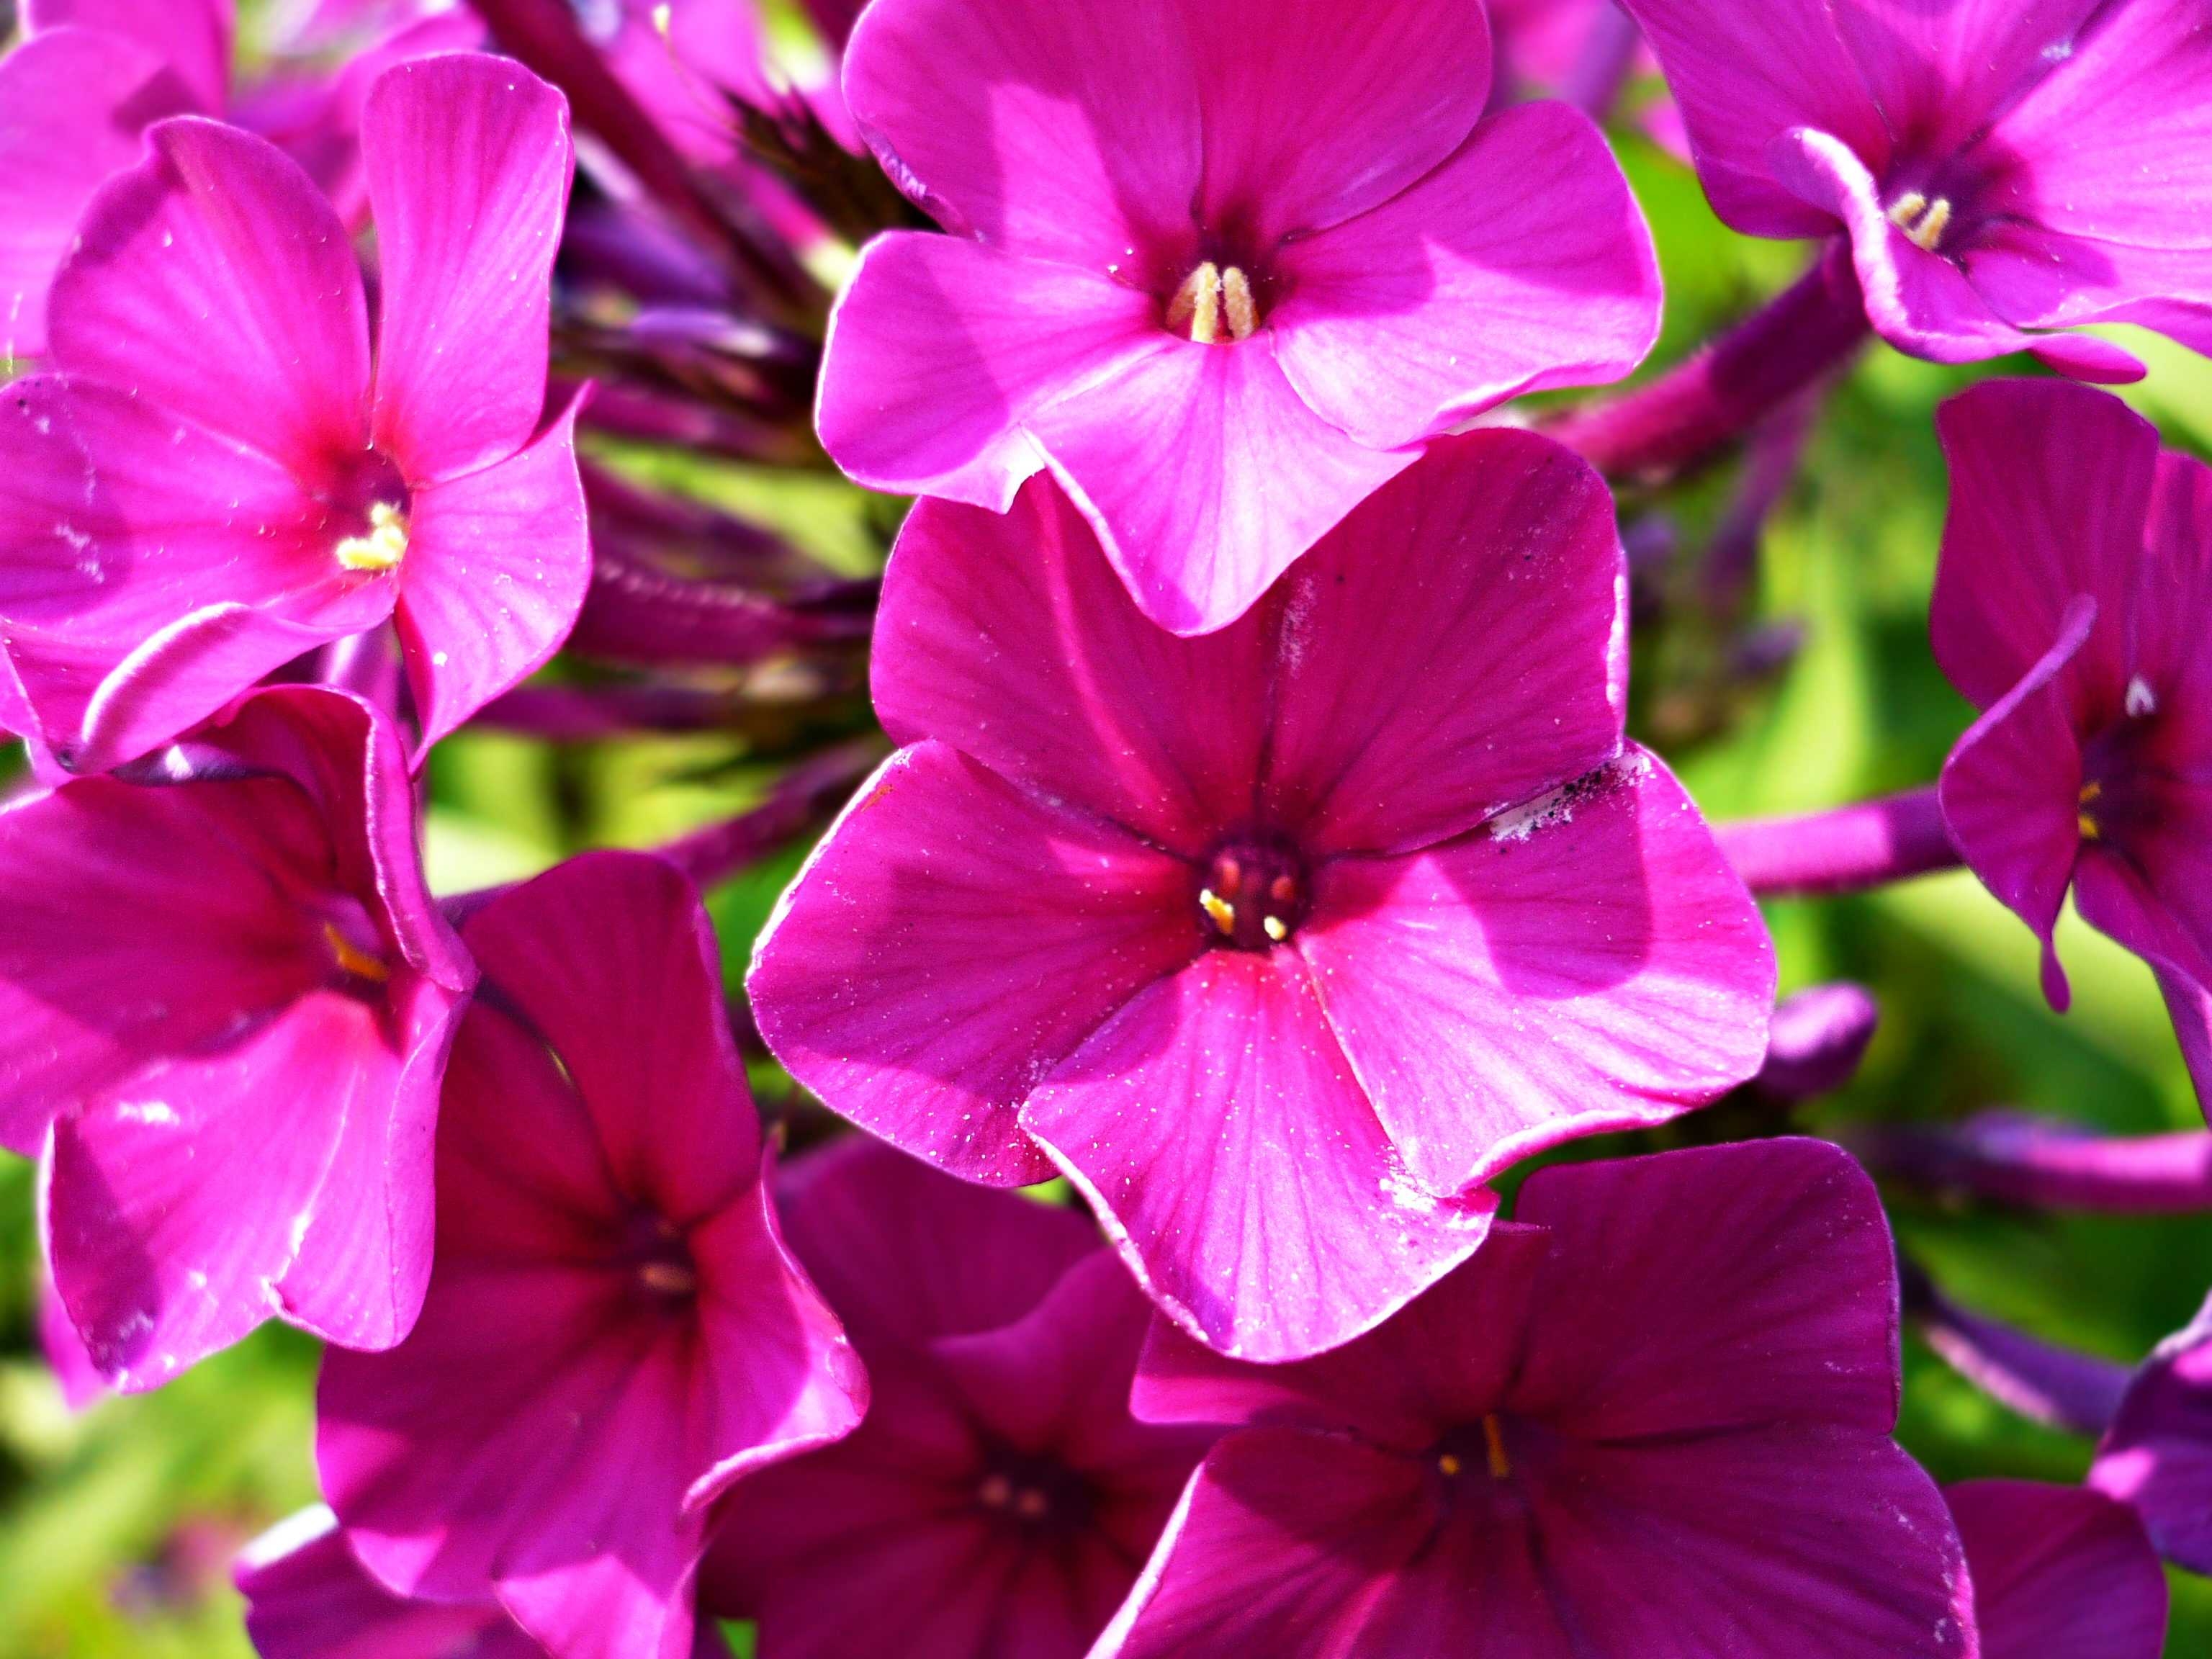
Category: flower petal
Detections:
[
  {"x1": 27, "y1": 0, "x2": 233, "y2": 113},
  {"x1": 1303, "y1": 750, "x2": 1772, "y2": 1193},
  {"x1": 394, "y1": 392, "x2": 590, "y2": 758},
  {"x1": 1272, "y1": 102, "x2": 1659, "y2": 452},
  {"x1": 1948, "y1": 1479, "x2": 2167, "y2": 1659},
  {"x1": 1030, "y1": 337, "x2": 1417, "y2": 636},
  {"x1": 2091, "y1": 1292, "x2": 2212, "y2": 1573},
  {"x1": 364, "y1": 55, "x2": 572, "y2": 485},
  {"x1": 48, "y1": 115, "x2": 371, "y2": 483},
  {"x1": 1258, "y1": 429, "x2": 1625, "y2": 858},
  {"x1": 1022, "y1": 948, "x2": 1496, "y2": 1362},
  {"x1": 750, "y1": 740, "x2": 1200, "y2": 1187}
]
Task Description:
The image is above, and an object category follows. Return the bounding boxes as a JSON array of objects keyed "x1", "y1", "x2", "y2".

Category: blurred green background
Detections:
[{"x1": 3, "y1": 62, "x2": 2211, "y2": 1659}]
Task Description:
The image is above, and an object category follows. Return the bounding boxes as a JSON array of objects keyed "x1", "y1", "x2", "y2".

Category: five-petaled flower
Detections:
[
  {"x1": 817, "y1": 0, "x2": 1660, "y2": 634},
  {"x1": 750, "y1": 430, "x2": 1773, "y2": 1362},
  {"x1": 0, "y1": 51, "x2": 588, "y2": 775}
]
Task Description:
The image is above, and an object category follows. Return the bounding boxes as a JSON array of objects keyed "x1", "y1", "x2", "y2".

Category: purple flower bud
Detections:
[{"x1": 1753, "y1": 981, "x2": 1879, "y2": 1102}]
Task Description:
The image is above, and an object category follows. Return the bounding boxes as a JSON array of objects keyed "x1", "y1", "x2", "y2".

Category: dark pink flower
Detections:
[
  {"x1": 0, "y1": 52, "x2": 587, "y2": 774},
  {"x1": 1100, "y1": 1140, "x2": 1973, "y2": 1658},
  {"x1": 1929, "y1": 380, "x2": 2212, "y2": 1109},
  {"x1": 318, "y1": 852, "x2": 867, "y2": 1659},
  {"x1": 1620, "y1": 0, "x2": 2212, "y2": 382},
  {"x1": 36, "y1": 1267, "x2": 106, "y2": 1411},
  {"x1": 1948, "y1": 1480, "x2": 2166, "y2": 1659},
  {"x1": 749, "y1": 431, "x2": 1773, "y2": 1360},
  {"x1": 2091, "y1": 1290, "x2": 2212, "y2": 1575},
  {"x1": 817, "y1": 0, "x2": 1660, "y2": 634},
  {"x1": 701, "y1": 1137, "x2": 1215, "y2": 1659},
  {"x1": 0, "y1": 684, "x2": 474, "y2": 1388}
]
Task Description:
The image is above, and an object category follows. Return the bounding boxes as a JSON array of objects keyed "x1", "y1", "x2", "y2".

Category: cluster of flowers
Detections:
[{"x1": 0, "y1": 0, "x2": 2207, "y2": 1654}]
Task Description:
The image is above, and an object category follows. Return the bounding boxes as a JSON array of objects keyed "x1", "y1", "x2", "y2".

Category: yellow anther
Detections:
[
  {"x1": 336, "y1": 501, "x2": 408, "y2": 572},
  {"x1": 1887, "y1": 192, "x2": 1952, "y2": 253},
  {"x1": 1262, "y1": 915, "x2": 1288, "y2": 943},
  {"x1": 1268, "y1": 874, "x2": 1298, "y2": 904},
  {"x1": 1220, "y1": 266, "x2": 1258, "y2": 341},
  {"x1": 1482, "y1": 1413, "x2": 1511, "y2": 1480},
  {"x1": 1885, "y1": 192, "x2": 1928, "y2": 229},
  {"x1": 1437, "y1": 1452, "x2": 1463, "y2": 1477},
  {"x1": 1167, "y1": 261, "x2": 1223, "y2": 343},
  {"x1": 2079, "y1": 814, "x2": 2100, "y2": 840},
  {"x1": 639, "y1": 1261, "x2": 697, "y2": 1295},
  {"x1": 1908, "y1": 198, "x2": 1951, "y2": 251},
  {"x1": 323, "y1": 922, "x2": 390, "y2": 984},
  {"x1": 2079, "y1": 781, "x2": 2103, "y2": 804},
  {"x1": 1199, "y1": 888, "x2": 1236, "y2": 935}
]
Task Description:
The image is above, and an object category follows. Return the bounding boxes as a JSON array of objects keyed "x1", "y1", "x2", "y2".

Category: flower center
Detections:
[
  {"x1": 1197, "y1": 838, "x2": 1309, "y2": 950},
  {"x1": 315, "y1": 896, "x2": 390, "y2": 991},
  {"x1": 2079, "y1": 675, "x2": 2163, "y2": 845},
  {"x1": 974, "y1": 1450, "x2": 1089, "y2": 1532},
  {"x1": 619, "y1": 1210, "x2": 700, "y2": 1301},
  {"x1": 1432, "y1": 1414, "x2": 1515, "y2": 1485},
  {"x1": 336, "y1": 500, "x2": 410, "y2": 572},
  {"x1": 1166, "y1": 261, "x2": 1259, "y2": 344},
  {"x1": 1885, "y1": 191, "x2": 1954, "y2": 253}
]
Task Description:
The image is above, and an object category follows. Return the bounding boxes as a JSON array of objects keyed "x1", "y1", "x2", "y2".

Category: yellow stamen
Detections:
[
  {"x1": 1437, "y1": 1452, "x2": 1462, "y2": 1477},
  {"x1": 1220, "y1": 266, "x2": 1258, "y2": 341},
  {"x1": 336, "y1": 501, "x2": 408, "y2": 572},
  {"x1": 1482, "y1": 1413, "x2": 1511, "y2": 1480},
  {"x1": 1262, "y1": 915, "x2": 1288, "y2": 943},
  {"x1": 1887, "y1": 192, "x2": 1953, "y2": 253},
  {"x1": 2079, "y1": 781, "x2": 2102, "y2": 804},
  {"x1": 1199, "y1": 888, "x2": 1236, "y2": 935},
  {"x1": 1166, "y1": 261, "x2": 1223, "y2": 344},
  {"x1": 323, "y1": 922, "x2": 390, "y2": 984},
  {"x1": 2079, "y1": 814, "x2": 2100, "y2": 840},
  {"x1": 639, "y1": 1261, "x2": 696, "y2": 1295},
  {"x1": 1885, "y1": 192, "x2": 1928, "y2": 230}
]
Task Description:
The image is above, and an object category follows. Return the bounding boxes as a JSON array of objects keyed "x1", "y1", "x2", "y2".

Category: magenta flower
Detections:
[
  {"x1": 1619, "y1": 0, "x2": 2212, "y2": 382},
  {"x1": 0, "y1": 51, "x2": 588, "y2": 775},
  {"x1": 1948, "y1": 1480, "x2": 2166, "y2": 1659},
  {"x1": 1929, "y1": 380, "x2": 2212, "y2": 1107},
  {"x1": 1099, "y1": 1140, "x2": 1973, "y2": 1658},
  {"x1": 703, "y1": 1137, "x2": 1216, "y2": 1659},
  {"x1": 817, "y1": 0, "x2": 1660, "y2": 634},
  {"x1": 750, "y1": 431, "x2": 1773, "y2": 1359},
  {"x1": 0, "y1": 684, "x2": 473, "y2": 1389},
  {"x1": 2090, "y1": 1290, "x2": 2212, "y2": 1575},
  {"x1": 318, "y1": 852, "x2": 867, "y2": 1659}
]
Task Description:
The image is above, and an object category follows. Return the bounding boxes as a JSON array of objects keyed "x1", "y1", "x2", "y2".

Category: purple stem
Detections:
[
  {"x1": 1751, "y1": 982, "x2": 1879, "y2": 1103},
  {"x1": 1716, "y1": 786, "x2": 1960, "y2": 898},
  {"x1": 1856, "y1": 1112, "x2": 2212, "y2": 1213},
  {"x1": 1900, "y1": 1258, "x2": 2132, "y2": 1438},
  {"x1": 1701, "y1": 383, "x2": 1820, "y2": 617},
  {"x1": 1557, "y1": 1, "x2": 1642, "y2": 121},
  {"x1": 1547, "y1": 238, "x2": 1870, "y2": 481}
]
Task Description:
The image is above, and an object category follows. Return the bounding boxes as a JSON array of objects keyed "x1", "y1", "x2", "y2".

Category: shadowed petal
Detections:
[
  {"x1": 1022, "y1": 948, "x2": 1496, "y2": 1361},
  {"x1": 48, "y1": 116, "x2": 372, "y2": 483},
  {"x1": 1825, "y1": 0, "x2": 2103, "y2": 161},
  {"x1": 394, "y1": 393, "x2": 589, "y2": 756},
  {"x1": 27, "y1": 0, "x2": 233, "y2": 112},
  {"x1": 1949, "y1": 1480, "x2": 2167, "y2": 1659},
  {"x1": 1303, "y1": 752, "x2": 1772, "y2": 1193},
  {"x1": 364, "y1": 55, "x2": 572, "y2": 485},
  {"x1": 2091, "y1": 1293, "x2": 2212, "y2": 1573},
  {"x1": 1272, "y1": 104, "x2": 1658, "y2": 451},
  {"x1": 750, "y1": 741, "x2": 1201, "y2": 1187}
]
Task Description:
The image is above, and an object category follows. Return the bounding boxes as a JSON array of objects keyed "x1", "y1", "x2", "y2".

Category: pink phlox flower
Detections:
[
  {"x1": 1948, "y1": 1480, "x2": 2167, "y2": 1659},
  {"x1": 1620, "y1": 0, "x2": 2212, "y2": 382},
  {"x1": 0, "y1": 683, "x2": 474, "y2": 1390},
  {"x1": 702, "y1": 1136, "x2": 1217, "y2": 1659},
  {"x1": 749, "y1": 431, "x2": 1773, "y2": 1362},
  {"x1": 316, "y1": 852, "x2": 868, "y2": 1659},
  {"x1": 1930, "y1": 379, "x2": 2212, "y2": 1113},
  {"x1": 1098, "y1": 1140, "x2": 1976, "y2": 1658},
  {"x1": 2090, "y1": 1288, "x2": 2212, "y2": 1575},
  {"x1": 35, "y1": 1264, "x2": 107, "y2": 1411},
  {"x1": 0, "y1": 51, "x2": 588, "y2": 776},
  {"x1": 816, "y1": 0, "x2": 1662, "y2": 634}
]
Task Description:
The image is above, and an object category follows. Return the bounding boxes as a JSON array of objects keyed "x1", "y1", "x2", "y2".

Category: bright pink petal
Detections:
[
  {"x1": 1617, "y1": 0, "x2": 1884, "y2": 238},
  {"x1": 48, "y1": 116, "x2": 371, "y2": 484},
  {"x1": 1030, "y1": 338, "x2": 1418, "y2": 636},
  {"x1": 364, "y1": 55, "x2": 572, "y2": 485},
  {"x1": 1021, "y1": 948, "x2": 1497, "y2": 1362},
  {"x1": 50, "y1": 990, "x2": 402, "y2": 1391},
  {"x1": 1272, "y1": 102, "x2": 1659, "y2": 451},
  {"x1": 1182, "y1": 0, "x2": 1491, "y2": 243},
  {"x1": 1506, "y1": 1140, "x2": 1902, "y2": 1439},
  {"x1": 1938, "y1": 597, "x2": 2098, "y2": 1010},
  {"x1": 1130, "y1": 1224, "x2": 1552, "y2": 1450},
  {"x1": 0, "y1": 29, "x2": 197, "y2": 361},
  {"x1": 1519, "y1": 1426, "x2": 1974, "y2": 1658},
  {"x1": 750, "y1": 740, "x2": 1200, "y2": 1187},
  {"x1": 1259, "y1": 428, "x2": 1625, "y2": 857},
  {"x1": 1302, "y1": 751, "x2": 1773, "y2": 1193},
  {"x1": 1949, "y1": 1480, "x2": 2167, "y2": 1659},
  {"x1": 393, "y1": 392, "x2": 589, "y2": 755},
  {"x1": 1931, "y1": 379, "x2": 2156, "y2": 709},
  {"x1": 841, "y1": 0, "x2": 1201, "y2": 267},
  {"x1": 775, "y1": 1136, "x2": 1100, "y2": 1351},
  {"x1": 872, "y1": 477, "x2": 1271, "y2": 857},
  {"x1": 0, "y1": 377, "x2": 391, "y2": 771},
  {"x1": 27, "y1": 0, "x2": 232, "y2": 112},
  {"x1": 2135, "y1": 451, "x2": 2212, "y2": 765},
  {"x1": 816, "y1": 233, "x2": 1167, "y2": 510}
]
